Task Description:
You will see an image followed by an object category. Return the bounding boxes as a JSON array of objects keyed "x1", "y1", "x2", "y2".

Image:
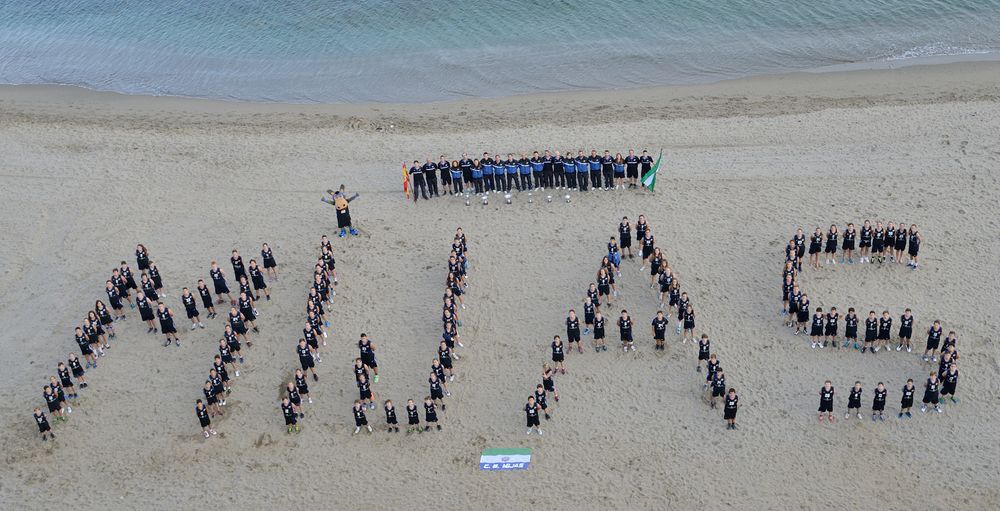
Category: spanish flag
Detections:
[{"x1": 401, "y1": 162, "x2": 410, "y2": 199}]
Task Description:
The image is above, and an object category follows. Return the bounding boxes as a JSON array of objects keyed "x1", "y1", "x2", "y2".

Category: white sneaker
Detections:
[
  {"x1": 67, "y1": 406, "x2": 73, "y2": 414},
  {"x1": 906, "y1": 346, "x2": 912, "y2": 353},
  {"x1": 461, "y1": 304, "x2": 466, "y2": 310},
  {"x1": 308, "y1": 397, "x2": 313, "y2": 404},
  {"x1": 857, "y1": 413, "x2": 862, "y2": 420},
  {"x1": 811, "y1": 342, "x2": 817, "y2": 349},
  {"x1": 449, "y1": 375, "x2": 455, "y2": 382},
  {"x1": 354, "y1": 427, "x2": 360, "y2": 434},
  {"x1": 896, "y1": 345, "x2": 902, "y2": 351},
  {"x1": 235, "y1": 370, "x2": 240, "y2": 377},
  {"x1": 537, "y1": 429, "x2": 543, "y2": 435},
  {"x1": 323, "y1": 332, "x2": 328, "y2": 338},
  {"x1": 457, "y1": 342, "x2": 464, "y2": 348},
  {"x1": 629, "y1": 345, "x2": 636, "y2": 351},
  {"x1": 873, "y1": 347, "x2": 880, "y2": 352},
  {"x1": 526, "y1": 429, "x2": 532, "y2": 435},
  {"x1": 367, "y1": 425, "x2": 373, "y2": 432},
  {"x1": 844, "y1": 413, "x2": 849, "y2": 420}
]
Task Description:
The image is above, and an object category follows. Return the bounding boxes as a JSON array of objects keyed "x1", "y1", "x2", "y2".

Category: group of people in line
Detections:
[
  {"x1": 196, "y1": 246, "x2": 280, "y2": 438},
  {"x1": 817, "y1": 366, "x2": 959, "y2": 423},
  {"x1": 278, "y1": 234, "x2": 340, "y2": 434},
  {"x1": 778, "y1": 222, "x2": 963, "y2": 420},
  {"x1": 33, "y1": 243, "x2": 279, "y2": 441},
  {"x1": 406, "y1": 148, "x2": 655, "y2": 201},
  {"x1": 785, "y1": 221, "x2": 923, "y2": 271},
  {"x1": 525, "y1": 216, "x2": 739, "y2": 433},
  {"x1": 349, "y1": 229, "x2": 469, "y2": 434},
  {"x1": 781, "y1": 222, "x2": 931, "y2": 353}
]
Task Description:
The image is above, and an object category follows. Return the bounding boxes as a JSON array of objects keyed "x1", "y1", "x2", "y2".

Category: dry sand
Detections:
[{"x1": 1, "y1": 61, "x2": 1000, "y2": 510}]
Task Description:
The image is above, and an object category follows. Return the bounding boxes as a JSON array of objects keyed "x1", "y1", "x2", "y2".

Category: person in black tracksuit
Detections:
[
  {"x1": 542, "y1": 149, "x2": 555, "y2": 188},
  {"x1": 422, "y1": 158, "x2": 439, "y2": 197},
  {"x1": 409, "y1": 160, "x2": 429, "y2": 201},
  {"x1": 601, "y1": 150, "x2": 614, "y2": 190}
]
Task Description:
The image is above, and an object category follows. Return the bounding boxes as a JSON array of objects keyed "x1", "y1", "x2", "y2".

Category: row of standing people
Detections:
[
  {"x1": 816, "y1": 368, "x2": 959, "y2": 424},
  {"x1": 406, "y1": 149, "x2": 656, "y2": 200},
  {"x1": 282, "y1": 235, "x2": 340, "y2": 434},
  {"x1": 785, "y1": 221, "x2": 923, "y2": 271}
]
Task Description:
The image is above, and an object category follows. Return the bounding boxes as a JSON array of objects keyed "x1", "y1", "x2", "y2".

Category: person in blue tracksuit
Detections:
[
  {"x1": 518, "y1": 153, "x2": 532, "y2": 191},
  {"x1": 531, "y1": 152, "x2": 544, "y2": 190},
  {"x1": 613, "y1": 153, "x2": 627, "y2": 189},
  {"x1": 504, "y1": 154, "x2": 519, "y2": 192},
  {"x1": 471, "y1": 158, "x2": 484, "y2": 194},
  {"x1": 494, "y1": 153, "x2": 506, "y2": 192},
  {"x1": 588, "y1": 150, "x2": 602, "y2": 190},
  {"x1": 601, "y1": 150, "x2": 614, "y2": 190},
  {"x1": 481, "y1": 152, "x2": 495, "y2": 193},
  {"x1": 495, "y1": 154, "x2": 507, "y2": 193},
  {"x1": 562, "y1": 151, "x2": 577, "y2": 190},
  {"x1": 575, "y1": 151, "x2": 589, "y2": 191}
]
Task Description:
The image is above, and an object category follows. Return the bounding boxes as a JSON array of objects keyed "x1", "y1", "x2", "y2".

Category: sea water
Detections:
[{"x1": 1, "y1": 0, "x2": 999, "y2": 103}]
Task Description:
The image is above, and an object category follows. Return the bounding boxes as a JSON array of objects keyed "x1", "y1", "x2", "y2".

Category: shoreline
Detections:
[
  {"x1": 1, "y1": 60, "x2": 999, "y2": 133},
  {"x1": 2, "y1": 51, "x2": 999, "y2": 109}
]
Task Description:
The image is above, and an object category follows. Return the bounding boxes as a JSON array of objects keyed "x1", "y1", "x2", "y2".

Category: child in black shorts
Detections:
[
  {"x1": 871, "y1": 382, "x2": 887, "y2": 422},
  {"x1": 697, "y1": 334, "x2": 710, "y2": 373},
  {"x1": 353, "y1": 400, "x2": 373, "y2": 434},
  {"x1": 33, "y1": 408, "x2": 53, "y2": 441},
  {"x1": 384, "y1": 400, "x2": 399, "y2": 433},
  {"x1": 406, "y1": 399, "x2": 420, "y2": 434},
  {"x1": 724, "y1": 389, "x2": 739, "y2": 430},
  {"x1": 846, "y1": 381, "x2": 862, "y2": 420},
  {"x1": 818, "y1": 381, "x2": 835, "y2": 423}
]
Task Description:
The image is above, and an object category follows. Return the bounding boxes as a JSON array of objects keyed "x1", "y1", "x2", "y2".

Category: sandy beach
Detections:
[{"x1": 1, "y1": 61, "x2": 1000, "y2": 510}]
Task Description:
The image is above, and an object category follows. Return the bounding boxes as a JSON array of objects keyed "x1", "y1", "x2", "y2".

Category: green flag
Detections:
[{"x1": 641, "y1": 150, "x2": 663, "y2": 191}]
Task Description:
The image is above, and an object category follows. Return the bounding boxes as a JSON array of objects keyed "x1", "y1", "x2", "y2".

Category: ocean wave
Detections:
[{"x1": 882, "y1": 42, "x2": 996, "y2": 61}]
